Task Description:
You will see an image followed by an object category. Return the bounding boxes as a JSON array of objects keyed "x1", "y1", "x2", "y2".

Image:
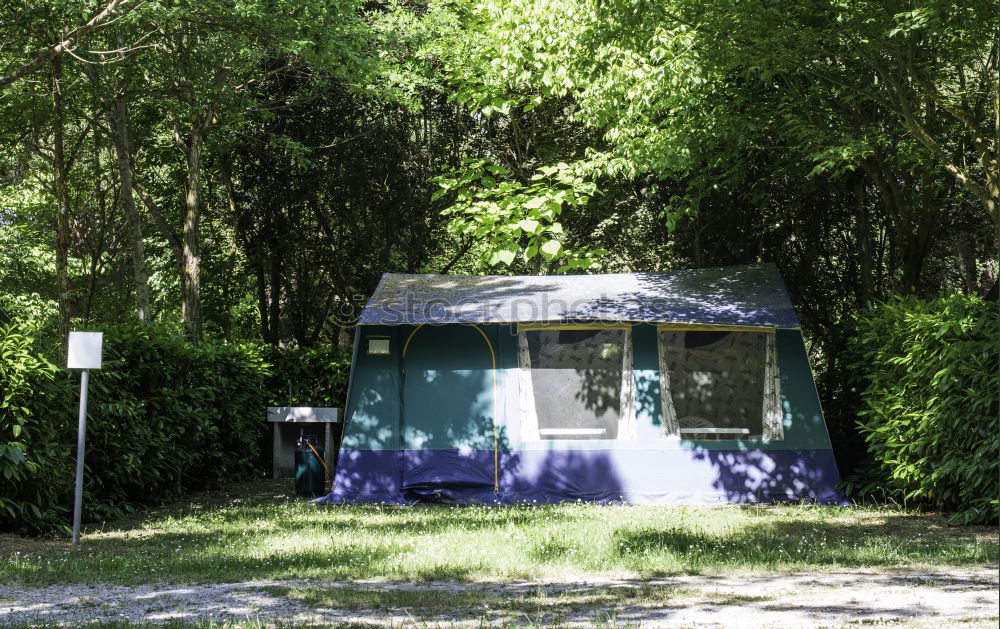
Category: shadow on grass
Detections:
[
  {"x1": 51, "y1": 502, "x2": 580, "y2": 551},
  {"x1": 0, "y1": 540, "x2": 396, "y2": 586},
  {"x1": 316, "y1": 503, "x2": 581, "y2": 535},
  {"x1": 4, "y1": 480, "x2": 996, "y2": 588},
  {"x1": 615, "y1": 515, "x2": 998, "y2": 571},
  {"x1": 275, "y1": 578, "x2": 995, "y2": 626}
]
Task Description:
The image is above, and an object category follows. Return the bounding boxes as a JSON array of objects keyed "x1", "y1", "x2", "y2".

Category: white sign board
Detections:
[{"x1": 67, "y1": 331, "x2": 103, "y2": 370}]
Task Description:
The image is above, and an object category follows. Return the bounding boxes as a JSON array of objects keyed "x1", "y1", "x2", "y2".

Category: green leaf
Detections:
[
  {"x1": 518, "y1": 219, "x2": 540, "y2": 233},
  {"x1": 489, "y1": 249, "x2": 516, "y2": 266},
  {"x1": 540, "y1": 239, "x2": 562, "y2": 257}
]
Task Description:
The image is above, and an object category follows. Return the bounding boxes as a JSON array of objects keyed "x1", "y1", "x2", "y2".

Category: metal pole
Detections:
[{"x1": 71, "y1": 369, "x2": 89, "y2": 549}]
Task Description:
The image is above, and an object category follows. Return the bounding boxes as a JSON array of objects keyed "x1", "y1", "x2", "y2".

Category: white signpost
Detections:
[{"x1": 67, "y1": 331, "x2": 103, "y2": 548}]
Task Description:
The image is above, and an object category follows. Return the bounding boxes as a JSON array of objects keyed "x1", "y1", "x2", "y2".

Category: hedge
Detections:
[
  {"x1": 853, "y1": 294, "x2": 998, "y2": 524},
  {"x1": 0, "y1": 324, "x2": 68, "y2": 529},
  {"x1": 1, "y1": 324, "x2": 351, "y2": 534},
  {"x1": 265, "y1": 345, "x2": 351, "y2": 408}
]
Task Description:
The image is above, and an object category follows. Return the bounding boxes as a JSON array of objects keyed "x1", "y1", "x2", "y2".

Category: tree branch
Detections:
[
  {"x1": 132, "y1": 179, "x2": 183, "y2": 258},
  {"x1": 901, "y1": 115, "x2": 995, "y2": 220},
  {"x1": 0, "y1": 0, "x2": 137, "y2": 91}
]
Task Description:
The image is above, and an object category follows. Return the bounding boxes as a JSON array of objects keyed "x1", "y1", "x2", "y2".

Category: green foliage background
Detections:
[
  {"x1": 852, "y1": 295, "x2": 998, "y2": 524},
  {"x1": 0, "y1": 324, "x2": 351, "y2": 533}
]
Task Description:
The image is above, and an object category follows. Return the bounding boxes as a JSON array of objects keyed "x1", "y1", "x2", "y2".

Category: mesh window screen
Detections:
[
  {"x1": 658, "y1": 330, "x2": 776, "y2": 440},
  {"x1": 523, "y1": 329, "x2": 627, "y2": 440}
]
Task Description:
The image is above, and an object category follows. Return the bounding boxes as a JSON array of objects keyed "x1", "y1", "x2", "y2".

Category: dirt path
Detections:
[{"x1": 2, "y1": 567, "x2": 997, "y2": 627}]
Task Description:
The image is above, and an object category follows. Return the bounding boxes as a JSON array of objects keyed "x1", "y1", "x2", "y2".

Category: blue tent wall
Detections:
[{"x1": 325, "y1": 323, "x2": 842, "y2": 504}]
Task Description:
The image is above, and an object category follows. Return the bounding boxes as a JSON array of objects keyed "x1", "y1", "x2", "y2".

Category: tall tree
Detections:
[
  {"x1": 50, "y1": 55, "x2": 73, "y2": 347},
  {"x1": 436, "y1": 0, "x2": 996, "y2": 293},
  {"x1": 81, "y1": 56, "x2": 151, "y2": 323}
]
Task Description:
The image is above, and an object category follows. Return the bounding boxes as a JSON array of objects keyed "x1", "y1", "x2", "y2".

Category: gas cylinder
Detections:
[{"x1": 294, "y1": 435, "x2": 325, "y2": 497}]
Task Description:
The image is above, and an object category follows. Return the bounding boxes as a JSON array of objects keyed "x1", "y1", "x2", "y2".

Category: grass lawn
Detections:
[{"x1": 1, "y1": 480, "x2": 996, "y2": 586}]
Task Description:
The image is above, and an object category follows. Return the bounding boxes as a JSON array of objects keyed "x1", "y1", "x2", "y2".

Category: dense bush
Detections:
[
  {"x1": 1, "y1": 323, "x2": 355, "y2": 534},
  {"x1": 265, "y1": 345, "x2": 352, "y2": 408},
  {"x1": 853, "y1": 295, "x2": 998, "y2": 524},
  {"x1": 0, "y1": 325, "x2": 72, "y2": 528},
  {"x1": 1, "y1": 325, "x2": 276, "y2": 532},
  {"x1": 79, "y1": 326, "x2": 273, "y2": 522}
]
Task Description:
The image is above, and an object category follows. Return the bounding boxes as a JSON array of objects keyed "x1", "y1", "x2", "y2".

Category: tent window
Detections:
[
  {"x1": 658, "y1": 329, "x2": 783, "y2": 440},
  {"x1": 518, "y1": 328, "x2": 634, "y2": 441},
  {"x1": 367, "y1": 338, "x2": 390, "y2": 355}
]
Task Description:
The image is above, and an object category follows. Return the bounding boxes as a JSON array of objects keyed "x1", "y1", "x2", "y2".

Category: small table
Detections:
[{"x1": 267, "y1": 407, "x2": 341, "y2": 479}]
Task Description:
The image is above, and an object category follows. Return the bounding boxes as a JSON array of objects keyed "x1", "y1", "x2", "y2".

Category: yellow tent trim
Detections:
[{"x1": 402, "y1": 325, "x2": 424, "y2": 357}]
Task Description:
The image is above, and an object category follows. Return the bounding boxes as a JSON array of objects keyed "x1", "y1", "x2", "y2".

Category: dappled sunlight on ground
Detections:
[{"x1": 1, "y1": 480, "x2": 995, "y2": 589}]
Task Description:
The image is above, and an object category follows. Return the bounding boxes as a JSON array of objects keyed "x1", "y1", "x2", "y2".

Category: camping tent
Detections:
[{"x1": 319, "y1": 264, "x2": 843, "y2": 505}]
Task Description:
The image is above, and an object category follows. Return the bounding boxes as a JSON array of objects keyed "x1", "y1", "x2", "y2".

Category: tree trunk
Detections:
[
  {"x1": 255, "y1": 265, "x2": 270, "y2": 342},
  {"x1": 182, "y1": 125, "x2": 203, "y2": 343},
  {"x1": 986, "y1": 278, "x2": 999, "y2": 302},
  {"x1": 854, "y1": 172, "x2": 875, "y2": 306},
  {"x1": 959, "y1": 232, "x2": 980, "y2": 295},
  {"x1": 981, "y1": 255, "x2": 998, "y2": 298},
  {"x1": 899, "y1": 186, "x2": 939, "y2": 296},
  {"x1": 267, "y1": 252, "x2": 282, "y2": 345},
  {"x1": 111, "y1": 94, "x2": 151, "y2": 322},
  {"x1": 79, "y1": 61, "x2": 151, "y2": 323},
  {"x1": 51, "y1": 55, "x2": 71, "y2": 352},
  {"x1": 861, "y1": 158, "x2": 935, "y2": 296}
]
